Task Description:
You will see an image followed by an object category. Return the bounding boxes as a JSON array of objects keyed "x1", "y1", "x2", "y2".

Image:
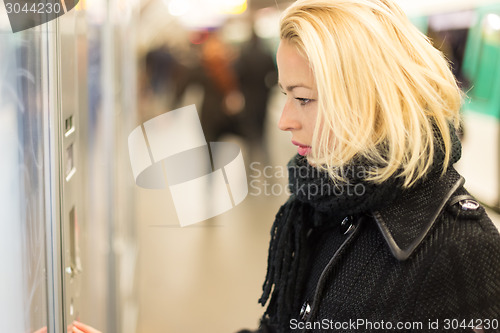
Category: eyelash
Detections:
[
  {"x1": 296, "y1": 98, "x2": 313, "y2": 106},
  {"x1": 280, "y1": 91, "x2": 314, "y2": 106}
]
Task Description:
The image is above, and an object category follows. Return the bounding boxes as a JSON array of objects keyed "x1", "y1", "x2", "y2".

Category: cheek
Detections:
[
  {"x1": 307, "y1": 120, "x2": 316, "y2": 138},
  {"x1": 306, "y1": 109, "x2": 319, "y2": 139}
]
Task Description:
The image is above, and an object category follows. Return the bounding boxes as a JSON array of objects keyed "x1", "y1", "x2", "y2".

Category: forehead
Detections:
[
  {"x1": 276, "y1": 40, "x2": 315, "y2": 87},
  {"x1": 277, "y1": 40, "x2": 309, "y2": 70}
]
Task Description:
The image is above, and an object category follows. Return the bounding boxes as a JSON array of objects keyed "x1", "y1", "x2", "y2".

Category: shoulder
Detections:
[
  {"x1": 370, "y1": 169, "x2": 500, "y2": 319},
  {"x1": 372, "y1": 166, "x2": 500, "y2": 261},
  {"x1": 423, "y1": 182, "x2": 500, "y2": 262},
  {"x1": 413, "y1": 196, "x2": 500, "y2": 319},
  {"x1": 434, "y1": 189, "x2": 500, "y2": 264}
]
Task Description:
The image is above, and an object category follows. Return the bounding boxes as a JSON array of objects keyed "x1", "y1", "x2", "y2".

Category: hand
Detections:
[
  {"x1": 72, "y1": 321, "x2": 102, "y2": 333},
  {"x1": 33, "y1": 328, "x2": 47, "y2": 333}
]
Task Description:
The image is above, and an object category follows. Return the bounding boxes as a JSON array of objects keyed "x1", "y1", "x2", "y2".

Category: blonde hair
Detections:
[{"x1": 280, "y1": 0, "x2": 462, "y2": 187}]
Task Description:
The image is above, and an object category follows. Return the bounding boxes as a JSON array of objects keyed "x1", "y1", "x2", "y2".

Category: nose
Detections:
[{"x1": 278, "y1": 100, "x2": 301, "y2": 132}]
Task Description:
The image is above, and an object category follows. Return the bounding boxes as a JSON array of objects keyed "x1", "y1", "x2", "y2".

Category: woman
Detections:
[{"x1": 241, "y1": 0, "x2": 500, "y2": 332}]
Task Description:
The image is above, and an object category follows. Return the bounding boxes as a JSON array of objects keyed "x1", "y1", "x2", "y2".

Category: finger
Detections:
[
  {"x1": 73, "y1": 321, "x2": 92, "y2": 331},
  {"x1": 73, "y1": 321, "x2": 102, "y2": 333},
  {"x1": 33, "y1": 327, "x2": 48, "y2": 333},
  {"x1": 72, "y1": 327, "x2": 84, "y2": 333}
]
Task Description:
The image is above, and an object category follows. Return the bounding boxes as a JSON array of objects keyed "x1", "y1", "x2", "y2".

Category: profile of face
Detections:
[{"x1": 276, "y1": 40, "x2": 318, "y2": 156}]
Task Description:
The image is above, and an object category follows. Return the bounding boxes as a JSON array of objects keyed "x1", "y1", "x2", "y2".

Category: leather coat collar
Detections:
[{"x1": 372, "y1": 167, "x2": 464, "y2": 261}]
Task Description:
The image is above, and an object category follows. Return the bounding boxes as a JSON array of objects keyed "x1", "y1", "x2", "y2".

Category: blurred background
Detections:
[{"x1": 1, "y1": 0, "x2": 500, "y2": 332}]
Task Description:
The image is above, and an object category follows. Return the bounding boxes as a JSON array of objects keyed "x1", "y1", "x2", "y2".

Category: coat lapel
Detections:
[{"x1": 372, "y1": 167, "x2": 464, "y2": 261}]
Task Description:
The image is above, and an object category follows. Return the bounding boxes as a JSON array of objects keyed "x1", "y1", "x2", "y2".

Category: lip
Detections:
[
  {"x1": 292, "y1": 140, "x2": 312, "y2": 156},
  {"x1": 292, "y1": 140, "x2": 310, "y2": 148}
]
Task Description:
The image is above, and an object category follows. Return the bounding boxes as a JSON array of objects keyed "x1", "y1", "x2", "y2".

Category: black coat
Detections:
[{"x1": 247, "y1": 167, "x2": 500, "y2": 333}]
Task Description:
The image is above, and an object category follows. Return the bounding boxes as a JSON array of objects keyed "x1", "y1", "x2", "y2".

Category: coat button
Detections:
[
  {"x1": 340, "y1": 216, "x2": 355, "y2": 235},
  {"x1": 300, "y1": 302, "x2": 311, "y2": 320},
  {"x1": 458, "y1": 199, "x2": 479, "y2": 211}
]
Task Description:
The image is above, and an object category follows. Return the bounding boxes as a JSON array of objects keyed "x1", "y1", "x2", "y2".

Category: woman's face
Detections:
[{"x1": 277, "y1": 40, "x2": 318, "y2": 156}]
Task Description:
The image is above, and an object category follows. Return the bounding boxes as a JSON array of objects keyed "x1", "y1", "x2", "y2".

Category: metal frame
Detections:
[{"x1": 42, "y1": 18, "x2": 65, "y2": 333}]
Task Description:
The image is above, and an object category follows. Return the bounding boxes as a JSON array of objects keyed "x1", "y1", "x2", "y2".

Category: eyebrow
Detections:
[{"x1": 278, "y1": 82, "x2": 313, "y2": 92}]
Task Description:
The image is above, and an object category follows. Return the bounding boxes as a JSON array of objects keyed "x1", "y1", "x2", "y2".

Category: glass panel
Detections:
[{"x1": 0, "y1": 14, "x2": 48, "y2": 333}]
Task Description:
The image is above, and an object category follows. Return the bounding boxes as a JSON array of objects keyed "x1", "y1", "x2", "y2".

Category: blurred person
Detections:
[
  {"x1": 175, "y1": 31, "x2": 244, "y2": 143},
  {"x1": 235, "y1": 30, "x2": 277, "y2": 164},
  {"x1": 145, "y1": 45, "x2": 176, "y2": 95},
  {"x1": 141, "y1": 45, "x2": 183, "y2": 121},
  {"x1": 236, "y1": 0, "x2": 500, "y2": 332}
]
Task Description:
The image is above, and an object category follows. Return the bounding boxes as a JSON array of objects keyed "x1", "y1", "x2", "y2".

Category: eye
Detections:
[{"x1": 296, "y1": 98, "x2": 313, "y2": 106}]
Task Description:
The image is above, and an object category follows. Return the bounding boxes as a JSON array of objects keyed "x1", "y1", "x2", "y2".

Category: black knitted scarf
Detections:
[{"x1": 258, "y1": 127, "x2": 462, "y2": 331}]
